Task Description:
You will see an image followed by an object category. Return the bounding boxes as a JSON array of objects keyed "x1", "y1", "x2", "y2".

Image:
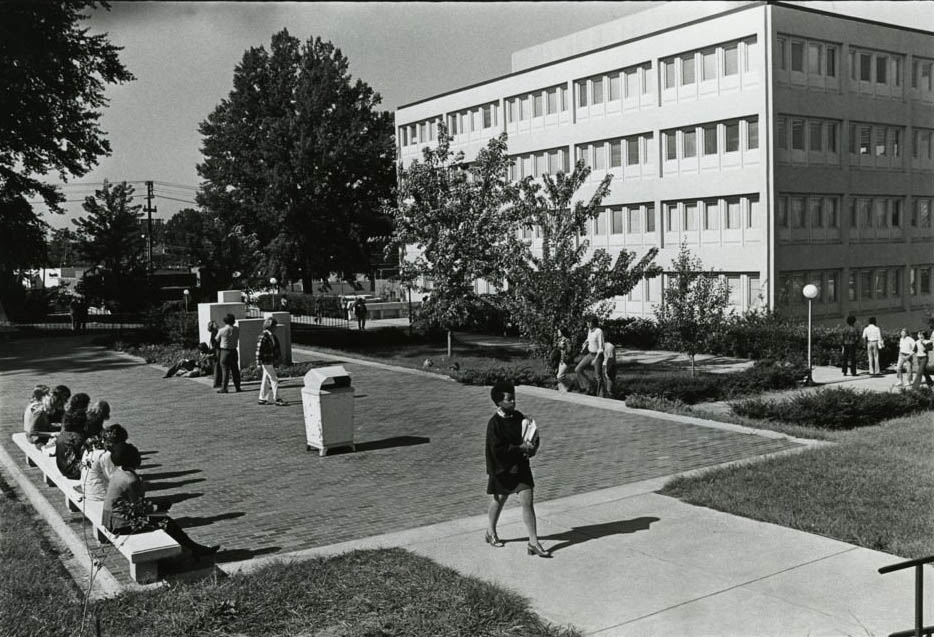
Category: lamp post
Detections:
[
  {"x1": 803, "y1": 284, "x2": 819, "y2": 385},
  {"x1": 183, "y1": 288, "x2": 190, "y2": 313},
  {"x1": 270, "y1": 277, "x2": 278, "y2": 311}
]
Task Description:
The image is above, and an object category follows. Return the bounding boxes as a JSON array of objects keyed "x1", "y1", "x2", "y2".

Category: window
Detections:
[
  {"x1": 682, "y1": 56, "x2": 695, "y2": 84},
  {"x1": 704, "y1": 200, "x2": 719, "y2": 230},
  {"x1": 627, "y1": 137, "x2": 639, "y2": 165},
  {"x1": 777, "y1": 119, "x2": 787, "y2": 150},
  {"x1": 727, "y1": 199, "x2": 740, "y2": 229},
  {"x1": 702, "y1": 50, "x2": 717, "y2": 80},
  {"x1": 728, "y1": 275, "x2": 741, "y2": 306},
  {"x1": 592, "y1": 78, "x2": 604, "y2": 104},
  {"x1": 826, "y1": 47, "x2": 836, "y2": 76},
  {"x1": 664, "y1": 61, "x2": 675, "y2": 89},
  {"x1": 827, "y1": 123, "x2": 837, "y2": 153},
  {"x1": 922, "y1": 268, "x2": 932, "y2": 295},
  {"x1": 703, "y1": 124, "x2": 717, "y2": 155},
  {"x1": 609, "y1": 141, "x2": 622, "y2": 168},
  {"x1": 749, "y1": 276, "x2": 762, "y2": 306},
  {"x1": 533, "y1": 93, "x2": 543, "y2": 117},
  {"x1": 809, "y1": 122, "x2": 822, "y2": 152},
  {"x1": 665, "y1": 203, "x2": 677, "y2": 231},
  {"x1": 791, "y1": 198, "x2": 805, "y2": 228},
  {"x1": 809, "y1": 198, "x2": 822, "y2": 228},
  {"x1": 418, "y1": 122, "x2": 427, "y2": 141},
  {"x1": 876, "y1": 55, "x2": 887, "y2": 84},
  {"x1": 595, "y1": 211, "x2": 606, "y2": 235},
  {"x1": 628, "y1": 207, "x2": 641, "y2": 233},
  {"x1": 748, "y1": 120, "x2": 759, "y2": 150},
  {"x1": 891, "y1": 128, "x2": 901, "y2": 157},
  {"x1": 645, "y1": 205, "x2": 655, "y2": 232},
  {"x1": 910, "y1": 268, "x2": 918, "y2": 295},
  {"x1": 536, "y1": 153, "x2": 547, "y2": 177},
  {"x1": 824, "y1": 197, "x2": 838, "y2": 228},
  {"x1": 892, "y1": 199, "x2": 902, "y2": 227},
  {"x1": 547, "y1": 150, "x2": 560, "y2": 174},
  {"x1": 875, "y1": 128, "x2": 886, "y2": 156},
  {"x1": 779, "y1": 38, "x2": 787, "y2": 71},
  {"x1": 791, "y1": 41, "x2": 804, "y2": 72},
  {"x1": 665, "y1": 132, "x2": 677, "y2": 160},
  {"x1": 518, "y1": 97, "x2": 527, "y2": 121},
  {"x1": 684, "y1": 129, "x2": 697, "y2": 157},
  {"x1": 827, "y1": 272, "x2": 838, "y2": 303},
  {"x1": 594, "y1": 144, "x2": 605, "y2": 170},
  {"x1": 546, "y1": 88, "x2": 558, "y2": 114},
  {"x1": 859, "y1": 271, "x2": 872, "y2": 299},
  {"x1": 399, "y1": 127, "x2": 407, "y2": 146},
  {"x1": 874, "y1": 199, "x2": 887, "y2": 228},
  {"x1": 560, "y1": 85, "x2": 568, "y2": 111},
  {"x1": 724, "y1": 45, "x2": 738, "y2": 76},
  {"x1": 918, "y1": 199, "x2": 931, "y2": 228},
  {"x1": 894, "y1": 58, "x2": 902, "y2": 86},
  {"x1": 923, "y1": 62, "x2": 933, "y2": 91},
  {"x1": 778, "y1": 197, "x2": 788, "y2": 228},
  {"x1": 725, "y1": 121, "x2": 739, "y2": 152},
  {"x1": 482, "y1": 105, "x2": 493, "y2": 129},
  {"x1": 684, "y1": 203, "x2": 697, "y2": 231},
  {"x1": 611, "y1": 208, "x2": 624, "y2": 234},
  {"x1": 808, "y1": 43, "x2": 822, "y2": 75},
  {"x1": 608, "y1": 74, "x2": 620, "y2": 101},
  {"x1": 642, "y1": 66, "x2": 653, "y2": 94},
  {"x1": 860, "y1": 126, "x2": 871, "y2": 155},
  {"x1": 748, "y1": 196, "x2": 761, "y2": 228},
  {"x1": 578, "y1": 82, "x2": 588, "y2": 107},
  {"x1": 860, "y1": 53, "x2": 872, "y2": 81},
  {"x1": 875, "y1": 271, "x2": 887, "y2": 299},
  {"x1": 792, "y1": 120, "x2": 804, "y2": 150},
  {"x1": 746, "y1": 36, "x2": 759, "y2": 71}
]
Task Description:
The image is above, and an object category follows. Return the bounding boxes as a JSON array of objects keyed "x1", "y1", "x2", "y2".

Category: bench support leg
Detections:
[
  {"x1": 44, "y1": 474, "x2": 54, "y2": 487},
  {"x1": 67, "y1": 496, "x2": 80, "y2": 512},
  {"x1": 95, "y1": 527, "x2": 109, "y2": 544},
  {"x1": 26, "y1": 455, "x2": 36, "y2": 467},
  {"x1": 130, "y1": 561, "x2": 159, "y2": 585}
]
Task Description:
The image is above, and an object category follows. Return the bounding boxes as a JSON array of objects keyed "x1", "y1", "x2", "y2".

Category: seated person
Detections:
[
  {"x1": 48, "y1": 385, "x2": 72, "y2": 425},
  {"x1": 85, "y1": 400, "x2": 110, "y2": 439},
  {"x1": 64, "y1": 392, "x2": 91, "y2": 415},
  {"x1": 55, "y1": 410, "x2": 88, "y2": 480},
  {"x1": 103, "y1": 443, "x2": 219, "y2": 557},
  {"x1": 24, "y1": 385, "x2": 58, "y2": 445},
  {"x1": 78, "y1": 423, "x2": 127, "y2": 501},
  {"x1": 163, "y1": 343, "x2": 216, "y2": 378}
]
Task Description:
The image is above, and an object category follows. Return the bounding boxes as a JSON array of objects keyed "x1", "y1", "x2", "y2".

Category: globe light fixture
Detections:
[
  {"x1": 270, "y1": 277, "x2": 278, "y2": 310},
  {"x1": 802, "y1": 284, "x2": 819, "y2": 385},
  {"x1": 183, "y1": 288, "x2": 190, "y2": 313}
]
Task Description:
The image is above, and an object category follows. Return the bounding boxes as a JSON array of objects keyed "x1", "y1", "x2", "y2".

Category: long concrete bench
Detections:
[{"x1": 11, "y1": 432, "x2": 183, "y2": 583}]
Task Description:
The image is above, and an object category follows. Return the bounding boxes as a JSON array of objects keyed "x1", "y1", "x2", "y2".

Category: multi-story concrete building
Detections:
[{"x1": 395, "y1": 1, "x2": 934, "y2": 324}]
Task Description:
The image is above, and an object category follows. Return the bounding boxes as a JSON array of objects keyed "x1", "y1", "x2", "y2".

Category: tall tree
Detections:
[
  {"x1": 506, "y1": 162, "x2": 661, "y2": 357},
  {"x1": 197, "y1": 30, "x2": 394, "y2": 289},
  {"x1": 73, "y1": 181, "x2": 145, "y2": 278},
  {"x1": 164, "y1": 208, "x2": 212, "y2": 266},
  {"x1": 654, "y1": 242, "x2": 732, "y2": 377},
  {"x1": 390, "y1": 127, "x2": 521, "y2": 355},
  {"x1": 47, "y1": 228, "x2": 81, "y2": 267}
]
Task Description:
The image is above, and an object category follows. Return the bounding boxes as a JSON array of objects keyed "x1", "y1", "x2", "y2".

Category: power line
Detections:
[
  {"x1": 154, "y1": 194, "x2": 198, "y2": 205},
  {"x1": 152, "y1": 180, "x2": 199, "y2": 192}
]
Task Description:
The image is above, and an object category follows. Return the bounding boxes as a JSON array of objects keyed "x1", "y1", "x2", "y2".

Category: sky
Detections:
[{"x1": 39, "y1": 1, "x2": 934, "y2": 230}]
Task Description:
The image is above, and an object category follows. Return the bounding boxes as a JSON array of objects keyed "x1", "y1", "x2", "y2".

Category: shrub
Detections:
[
  {"x1": 625, "y1": 393, "x2": 690, "y2": 412},
  {"x1": 731, "y1": 387, "x2": 934, "y2": 429},
  {"x1": 240, "y1": 361, "x2": 319, "y2": 382},
  {"x1": 452, "y1": 358, "x2": 556, "y2": 388},
  {"x1": 603, "y1": 317, "x2": 661, "y2": 349},
  {"x1": 112, "y1": 341, "x2": 196, "y2": 368}
]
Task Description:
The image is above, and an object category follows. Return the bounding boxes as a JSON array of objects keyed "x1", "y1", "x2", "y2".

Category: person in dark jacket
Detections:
[
  {"x1": 841, "y1": 315, "x2": 860, "y2": 376},
  {"x1": 256, "y1": 317, "x2": 285, "y2": 406},
  {"x1": 484, "y1": 381, "x2": 550, "y2": 558},
  {"x1": 56, "y1": 410, "x2": 88, "y2": 479}
]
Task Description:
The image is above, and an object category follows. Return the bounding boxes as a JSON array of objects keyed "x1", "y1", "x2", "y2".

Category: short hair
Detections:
[
  {"x1": 490, "y1": 381, "x2": 516, "y2": 405},
  {"x1": 87, "y1": 400, "x2": 110, "y2": 421},
  {"x1": 197, "y1": 342, "x2": 211, "y2": 354},
  {"x1": 52, "y1": 385, "x2": 71, "y2": 402},
  {"x1": 30, "y1": 385, "x2": 50, "y2": 403},
  {"x1": 846, "y1": 315, "x2": 856, "y2": 326},
  {"x1": 103, "y1": 424, "x2": 128, "y2": 448},
  {"x1": 109, "y1": 442, "x2": 141, "y2": 469},
  {"x1": 586, "y1": 316, "x2": 599, "y2": 327},
  {"x1": 65, "y1": 393, "x2": 90, "y2": 413},
  {"x1": 868, "y1": 317, "x2": 877, "y2": 325},
  {"x1": 223, "y1": 313, "x2": 236, "y2": 325},
  {"x1": 62, "y1": 410, "x2": 87, "y2": 433},
  {"x1": 263, "y1": 317, "x2": 278, "y2": 330}
]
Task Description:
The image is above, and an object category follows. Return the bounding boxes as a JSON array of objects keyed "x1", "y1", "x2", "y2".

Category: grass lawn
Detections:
[
  {"x1": 659, "y1": 412, "x2": 934, "y2": 559},
  {"x1": 0, "y1": 476, "x2": 578, "y2": 637}
]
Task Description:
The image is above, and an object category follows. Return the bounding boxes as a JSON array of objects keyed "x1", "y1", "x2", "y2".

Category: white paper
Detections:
[{"x1": 521, "y1": 417, "x2": 538, "y2": 443}]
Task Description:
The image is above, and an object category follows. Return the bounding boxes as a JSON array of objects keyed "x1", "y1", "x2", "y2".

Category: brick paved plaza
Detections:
[{"x1": 0, "y1": 335, "x2": 801, "y2": 583}]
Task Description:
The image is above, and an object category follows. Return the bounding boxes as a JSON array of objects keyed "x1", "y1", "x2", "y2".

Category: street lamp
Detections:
[
  {"x1": 270, "y1": 277, "x2": 278, "y2": 311},
  {"x1": 183, "y1": 288, "x2": 190, "y2": 313},
  {"x1": 803, "y1": 283, "x2": 819, "y2": 385}
]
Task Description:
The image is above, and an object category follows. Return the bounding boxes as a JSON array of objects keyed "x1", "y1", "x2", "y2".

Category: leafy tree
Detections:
[
  {"x1": 0, "y1": 194, "x2": 49, "y2": 318},
  {"x1": 164, "y1": 208, "x2": 212, "y2": 266},
  {"x1": 0, "y1": 1, "x2": 133, "y2": 212},
  {"x1": 390, "y1": 127, "x2": 520, "y2": 355},
  {"x1": 654, "y1": 242, "x2": 732, "y2": 377},
  {"x1": 47, "y1": 228, "x2": 81, "y2": 267},
  {"x1": 197, "y1": 30, "x2": 395, "y2": 289},
  {"x1": 506, "y1": 162, "x2": 661, "y2": 357}
]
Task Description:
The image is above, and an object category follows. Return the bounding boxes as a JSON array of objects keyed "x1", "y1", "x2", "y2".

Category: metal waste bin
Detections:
[{"x1": 301, "y1": 365, "x2": 355, "y2": 456}]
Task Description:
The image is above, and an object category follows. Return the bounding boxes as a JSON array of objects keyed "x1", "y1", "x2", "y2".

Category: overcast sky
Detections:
[{"x1": 40, "y1": 1, "x2": 934, "y2": 230}]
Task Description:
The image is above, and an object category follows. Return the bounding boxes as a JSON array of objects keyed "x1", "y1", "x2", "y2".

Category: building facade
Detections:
[{"x1": 395, "y1": 1, "x2": 934, "y2": 325}]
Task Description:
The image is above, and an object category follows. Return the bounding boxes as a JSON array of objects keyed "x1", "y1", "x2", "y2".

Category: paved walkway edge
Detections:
[
  {"x1": 0, "y1": 439, "x2": 124, "y2": 598},
  {"x1": 292, "y1": 346, "x2": 456, "y2": 381}
]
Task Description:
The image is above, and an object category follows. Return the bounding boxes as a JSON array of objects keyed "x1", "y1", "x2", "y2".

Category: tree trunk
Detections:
[{"x1": 447, "y1": 330, "x2": 452, "y2": 358}]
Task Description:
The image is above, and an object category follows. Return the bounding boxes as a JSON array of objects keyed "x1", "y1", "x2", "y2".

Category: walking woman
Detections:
[{"x1": 484, "y1": 381, "x2": 551, "y2": 558}]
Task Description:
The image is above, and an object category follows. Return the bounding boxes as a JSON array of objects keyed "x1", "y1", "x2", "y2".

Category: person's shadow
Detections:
[{"x1": 536, "y1": 516, "x2": 660, "y2": 554}]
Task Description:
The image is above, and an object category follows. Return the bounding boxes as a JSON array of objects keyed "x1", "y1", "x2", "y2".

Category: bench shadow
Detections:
[
  {"x1": 158, "y1": 491, "x2": 204, "y2": 505},
  {"x1": 534, "y1": 516, "x2": 660, "y2": 554},
  {"x1": 137, "y1": 463, "x2": 162, "y2": 470},
  {"x1": 328, "y1": 435, "x2": 430, "y2": 454},
  {"x1": 172, "y1": 512, "x2": 245, "y2": 528},
  {"x1": 146, "y1": 478, "x2": 206, "y2": 492},
  {"x1": 143, "y1": 469, "x2": 201, "y2": 481}
]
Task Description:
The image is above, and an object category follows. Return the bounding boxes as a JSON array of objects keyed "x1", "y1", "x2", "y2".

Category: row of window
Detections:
[
  {"x1": 508, "y1": 147, "x2": 571, "y2": 181},
  {"x1": 506, "y1": 84, "x2": 570, "y2": 122},
  {"x1": 781, "y1": 266, "x2": 934, "y2": 308},
  {"x1": 776, "y1": 118, "x2": 934, "y2": 166},
  {"x1": 664, "y1": 117, "x2": 758, "y2": 160},
  {"x1": 662, "y1": 195, "x2": 761, "y2": 233},
  {"x1": 777, "y1": 36, "x2": 838, "y2": 78},
  {"x1": 776, "y1": 196, "x2": 934, "y2": 231},
  {"x1": 660, "y1": 37, "x2": 758, "y2": 90},
  {"x1": 777, "y1": 116, "x2": 839, "y2": 154},
  {"x1": 575, "y1": 133, "x2": 654, "y2": 171},
  {"x1": 576, "y1": 63, "x2": 653, "y2": 107}
]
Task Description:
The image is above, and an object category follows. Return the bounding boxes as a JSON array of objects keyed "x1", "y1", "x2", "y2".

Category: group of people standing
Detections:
[
  {"x1": 203, "y1": 314, "x2": 286, "y2": 405},
  {"x1": 841, "y1": 315, "x2": 933, "y2": 389},
  {"x1": 554, "y1": 317, "x2": 617, "y2": 397},
  {"x1": 22, "y1": 384, "x2": 219, "y2": 557}
]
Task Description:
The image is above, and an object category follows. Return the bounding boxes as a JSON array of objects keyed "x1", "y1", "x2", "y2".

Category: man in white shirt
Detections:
[
  {"x1": 861, "y1": 317, "x2": 883, "y2": 375},
  {"x1": 575, "y1": 316, "x2": 604, "y2": 395},
  {"x1": 896, "y1": 328, "x2": 916, "y2": 387}
]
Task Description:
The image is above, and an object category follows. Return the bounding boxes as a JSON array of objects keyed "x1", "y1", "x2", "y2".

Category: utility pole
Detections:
[{"x1": 145, "y1": 180, "x2": 156, "y2": 275}]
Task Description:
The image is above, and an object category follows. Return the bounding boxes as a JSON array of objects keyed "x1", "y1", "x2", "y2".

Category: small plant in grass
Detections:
[
  {"x1": 452, "y1": 359, "x2": 557, "y2": 387},
  {"x1": 625, "y1": 393, "x2": 690, "y2": 412},
  {"x1": 731, "y1": 387, "x2": 934, "y2": 429}
]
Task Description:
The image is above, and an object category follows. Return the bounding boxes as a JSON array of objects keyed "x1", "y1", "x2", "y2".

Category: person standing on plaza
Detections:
[
  {"x1": 256, "y1": 317, "x2": 285, "y2": 406},
  {"x1": 215, "y1": 314, "x2": 242, "y2": 393},
  {"x1": 484, "y1": 381, "x2": 550, "y2": 558},
  {"x1": 554, "y1": 328, "x2": 573, "y2": 393},
  {"x1": 862, "y1": 316, "x2": 883, "y2": 376},
  {"x1": 911, "y1": 329, "x2": 934, "y2": 390},
  {"x1": 353, "y1": 297, "x2": 368, "y2": 330},
  {"x1": 601, "y1": 340, "x2": 617, "y2": 397},
  {"x1": 207, "y1": 320, "x2": 222, "y2": 389},
  {"x1": 575, "y1": 316, "x2": 605, "y2": 395},
  {"x1": 841, "y1": 315, "x2": 860, "y2": 376},
  {"x1": 896, "y1": 328, "x2": 916, "y2": 388}
]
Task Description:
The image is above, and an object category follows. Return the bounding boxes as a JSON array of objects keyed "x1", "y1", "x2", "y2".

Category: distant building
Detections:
[{"x1": 395, "y1": 1, "x2": 934, "y2": 324}]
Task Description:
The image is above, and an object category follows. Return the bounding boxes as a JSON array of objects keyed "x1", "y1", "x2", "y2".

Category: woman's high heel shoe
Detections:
[
  {"x1": 485, "y1": 530, "x2": 505, "y2": 548},
  {"x1": 527, "y1": 543, "x2": 552, "y2": 558}
]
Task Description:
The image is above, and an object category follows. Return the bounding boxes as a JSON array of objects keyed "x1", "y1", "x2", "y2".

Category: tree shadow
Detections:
[
  {"x1": 137, "y1": 463, "x2": 162, "y2": 470},
  {"x1": 158, "y1": 491, "x2": 204, "y2": 505},
  {"x1": 146, "y1": 478, "x2": 206, "y2": 492},
  {"x1": 172, "y1": 511, "x2": 245, "y2": 528},
  {"x1": 326, "y1": 436, "x2": 430, "y2": 454},
  {"x1": 533, "y1": 516, "x2": 660, "y2": 554},
  {"x1": 143, "y1": 469, "x2": 201, "y2": 481},
  {"x1": 214, "y1": 546, "x2": 282, "y2": 563}
]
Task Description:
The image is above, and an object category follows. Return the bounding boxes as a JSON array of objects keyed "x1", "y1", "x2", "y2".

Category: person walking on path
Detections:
[
  {"x1": 353, "y1": 297, "x2": 368, "y2": 330},
  {"x1": 554, "y1": 328, "x2": 573, "y2": 393},
  {"x1": 256, "y1": 317, "x2": 285, "y2": 406},
  {"x1": 216, "y1": 314, "x2": 242, "y2": 393},
  {"x1": 600, "y1": 340, "x2": 617, "y2": 397},
  {"x1": 484, "y1": 381, "x2": 550, "y2": 558},
  {"x1": 911, "y1": 329, "x2": 934, "y2": 390},
  {"x1": 862, "y1": 317, "x2": 884, "y2": 376},
  {"x1": 896, "y1": 328, "x2": 916, "y2": 388},
  {"x1": 841, "y1": 315, "x2": 860, "y2": 376},
  {"x1": 575, "y1": 316, "x2": 605, "y2": 395},
  {"x1": 207, "y1": 320, "x2": 222, "y2": 389}
]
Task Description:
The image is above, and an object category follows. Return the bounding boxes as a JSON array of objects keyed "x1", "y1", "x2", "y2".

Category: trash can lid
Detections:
[{"x1": 303, "y1": 365, "x2": 352, "y2": 389}]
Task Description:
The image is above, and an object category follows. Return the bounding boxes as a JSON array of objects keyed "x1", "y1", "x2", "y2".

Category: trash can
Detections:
[{"x1": 301, "y1": 365, "x2": 355, "y2": 456}]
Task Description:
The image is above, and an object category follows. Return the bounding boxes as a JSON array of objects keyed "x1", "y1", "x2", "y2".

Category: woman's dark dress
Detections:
[{"x1": 485, "y1": 409, "x2": 536, "y2": 495}]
